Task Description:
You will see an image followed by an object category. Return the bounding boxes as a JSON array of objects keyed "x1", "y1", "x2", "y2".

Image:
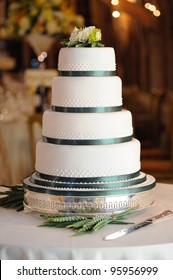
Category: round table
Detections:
[{"x1": 0, "y1": 183, "x2": 173, "y2": 260}]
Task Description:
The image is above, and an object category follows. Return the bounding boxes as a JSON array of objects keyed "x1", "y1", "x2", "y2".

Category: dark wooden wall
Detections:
[
  {"x1": 76, "y1": 0, "x2": 173, "y2": 146},
  {"x1": 77, "y1": 0, "x2": 173, "y2": 92}
]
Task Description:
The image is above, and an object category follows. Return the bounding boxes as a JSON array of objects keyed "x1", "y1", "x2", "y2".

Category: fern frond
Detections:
[{"x1": 0, "y1": 185, "x2": 24, "y2": 211}]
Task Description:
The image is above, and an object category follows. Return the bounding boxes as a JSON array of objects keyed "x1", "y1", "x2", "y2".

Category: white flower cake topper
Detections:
[{"x1": 61, "y1": 26, "x2": 104, "y2": 47}]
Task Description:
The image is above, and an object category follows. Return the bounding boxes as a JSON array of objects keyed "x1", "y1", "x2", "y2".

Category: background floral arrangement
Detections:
[{"x1": 3, "y1": 0, "x2": 84, "y2": 38}]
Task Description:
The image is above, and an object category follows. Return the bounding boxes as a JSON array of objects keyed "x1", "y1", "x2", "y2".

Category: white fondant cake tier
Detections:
[
  {"x1": 35, "y1": 139, "x2": 141, "y2": 177},
  {"x1": 52, "y1": 76, "x2": 122, "y2": 108},
  {"x1": 42, "y1": 109, "x2": 133, "y2": 140},
  {"x1": 58, "y1": 47, "x2": 116, "y2": 71}
]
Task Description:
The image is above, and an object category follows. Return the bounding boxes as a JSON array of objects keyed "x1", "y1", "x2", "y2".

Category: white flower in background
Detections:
[
  {"x1": 4, "y1": 0, "x2": 84, "y2": 38},
  {"x1": 51, "y1": 0, "x2": 63, "y2": 6},
  {"x1": 40, "y1": 9, "x2": 53, "y2": 21},
  {"x1": 9, "y1": 2, "x2": 20, "y2": 11},
  {"x1": 54, "y1": 11, "x2": 66, "y2": 21},
  {"x1": 46, "y1": 20, "x2": 62, "y2": 35},
  {"x1": 18, "y1": 17, "x2": 31, "y2": 36}
]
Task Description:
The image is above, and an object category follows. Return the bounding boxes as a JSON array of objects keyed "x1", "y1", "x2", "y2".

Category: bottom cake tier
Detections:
[{"x1": 23, "y1": 172, "x2": 156, "y2": 216}]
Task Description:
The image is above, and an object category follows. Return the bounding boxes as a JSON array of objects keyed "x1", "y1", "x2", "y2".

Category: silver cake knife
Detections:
[{"x1": 104, "y1": 210, "x2": 173, "y2": 241}]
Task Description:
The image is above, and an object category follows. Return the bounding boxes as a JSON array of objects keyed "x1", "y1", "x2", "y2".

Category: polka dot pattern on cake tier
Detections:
[
  {"x1": 52, "y1": 98, "x2": 122, "y2": 107},
  {"x1": 58, "y1": 63, "x2": 115, "y2": 71},
  {"x1": 46, "y1": 131, "x2": 121, "y2": 140},
  {"x1": 36, "y1": 167, "x2": 140, "y2": 178}
]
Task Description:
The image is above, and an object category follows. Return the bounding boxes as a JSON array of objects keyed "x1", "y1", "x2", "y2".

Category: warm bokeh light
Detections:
[
  {"x1": 111, "y1": 0, "x2": 137, "y2": 4},
  {"x1": 144, "y1": 3, "x2": 152, "y2": 9},
  {"x1": 112, "y1": 10, "x2": 121, "y2": 18},
  {"x1": 38, "y1": 54, "x2": 45, "y2": 62},
  {"x1": 41, "y1": 52, "x2": 48, "y2": 59},
  {"x1": 111, "y1": 0, "x2": 119, "y2": 5},
  {"x1": 148, "y1": 4, "x2": 156, "y2": 12},
  {"x1": 153, "y1": 9, "x2": 161, "y2": 17},
  {"x1": 111, "y1": 1, "x2": 161, "y2": 18},
  {"x1": 144, "y1": 2, "x2": 161, "y2": 17},
  {"x1": 126, "y1": 0, "x2": 137, "y2": 3},
  {"x1": 37, "y1": 52, "x2": 48, "y2": 62}
]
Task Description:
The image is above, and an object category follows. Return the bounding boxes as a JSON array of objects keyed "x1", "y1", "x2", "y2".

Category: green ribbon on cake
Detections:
[
  {"x1": 36, "y1": 170, "x2": 140, "y2": 183},
  {"x1": 30, "y1": 172, "x2": 147, "y2": 189},
  {"x1": 23, "y1": 177, "x2": 156, "y2": 197},
  {"x1": 52, "y1": 106, "x2": 122, "y2": 113},
  {"x1": 59, "y1": 71, "x2": 116, "y2": 77},
  {"x1": 42, "y1": 135, "x2": 132, "y2": 145}
]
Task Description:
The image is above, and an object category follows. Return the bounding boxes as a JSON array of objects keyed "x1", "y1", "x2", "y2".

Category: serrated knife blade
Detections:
[{"x1": 104, "y1": 210, "x2": 173, "y2": 241}]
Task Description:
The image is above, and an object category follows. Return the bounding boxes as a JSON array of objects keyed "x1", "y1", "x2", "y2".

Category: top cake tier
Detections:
[{"x1": 58, "y1": 47, "x2": 116, "y2": 72}]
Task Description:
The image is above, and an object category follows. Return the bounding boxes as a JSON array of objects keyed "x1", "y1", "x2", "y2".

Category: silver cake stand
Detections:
[{"x1": 23, "y1": 173, "x2": 156, "y2": 216}]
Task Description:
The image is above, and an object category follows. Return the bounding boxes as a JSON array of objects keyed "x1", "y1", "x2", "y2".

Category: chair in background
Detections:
[
  {"x1": 27, "y1": 113, "x2": 42, "y2": 171},
  {"x1": 141, "y1": 88, "x2": 168, "y2": 159},
  {"x1": 123, "y1": 86, "x2": 151, "y2": 140},
  {"x1": 141, "y1": 93, "x2": 173, "y2": 180},
  {"x1": 123, "y1": 86, "x2": 173, "y2": 180}
]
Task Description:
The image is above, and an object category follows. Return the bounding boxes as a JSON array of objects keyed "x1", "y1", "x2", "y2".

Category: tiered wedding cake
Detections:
[{"x1": 23, "y1": 27, "x2": 156, "y2": 215}]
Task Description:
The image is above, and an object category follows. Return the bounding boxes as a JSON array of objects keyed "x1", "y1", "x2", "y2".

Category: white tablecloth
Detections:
[{"x1": 0, "y1": 183, "x2": 173, "y2": 260}]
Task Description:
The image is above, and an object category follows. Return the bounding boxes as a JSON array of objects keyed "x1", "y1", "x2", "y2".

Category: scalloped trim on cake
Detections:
[
  {"x1": 58, "y1": 63, "x2": 116, "y2": 71},
  {"x1": 35, "y1": 167, "x2": 141, "y2": 178}
]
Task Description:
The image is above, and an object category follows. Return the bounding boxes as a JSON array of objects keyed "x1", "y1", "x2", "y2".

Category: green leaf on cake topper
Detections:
[{"x1": 61, "y1": 26, "x2": 105, "y2": 47}]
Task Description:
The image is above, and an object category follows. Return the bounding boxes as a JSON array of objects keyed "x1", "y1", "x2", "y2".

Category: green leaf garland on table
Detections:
[
  {"x1": 0, "y1": 185, "x2": 135, "y2": 235},
  {"x1": 0, "y1": 184, "x2": 24, "y2": 211},
  {"x1": 40, "y1": 209, "x2": 135, "y2": 236}
]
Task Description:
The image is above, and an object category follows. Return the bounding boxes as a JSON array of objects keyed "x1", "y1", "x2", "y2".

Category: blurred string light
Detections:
[
  {"x1": 111, "y1": 0, "x2": 137, "y2": 17},
  {"x1": 112, "y1": 10, "x2": 121, "y2": 18},
  {"x1": 144, "y1": 2, "x2": 161, "y2": 17},
  {"x1": 111, "y1": 0, "x2": 119, "y2": 5},
  {"x1": 31, "y1": 51, "x2": 48, "y2": 68},
  {"x1": 111, "y1": 0, "x2": 161, "y2": 18},
  {"x1": 38, "y1": 51, "x2": 47, "y2": 62},
  {"x1": 111, "y1": 0, "x2": 120, "y2": 18},
  {"x1": 126, "y1": 0, "x2": 137, "y2": 2},
  {"x1": 111, "y1": 0, "x2": 137, "y2": 3}
]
